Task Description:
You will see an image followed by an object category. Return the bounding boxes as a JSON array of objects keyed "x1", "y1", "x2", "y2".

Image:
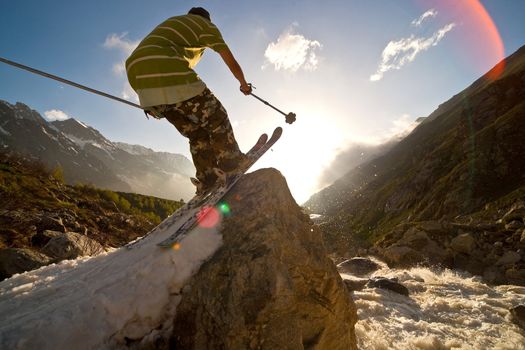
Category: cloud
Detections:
[
  {"x1": 103, "y1": 33, "x2": 140, "y2": 101},
  {"x1": 316, "y1": 114, "x2": 420, "y2": 188},
  {"x1": 103, "y1": 33, "x2": 139, "y2": 55},
  {"x1": 370, "y1": 23, "x2": 455, "y2": 81},
  {"x1": 387, "y1": 114, "x2": 418, "y2": 139},
  {"x1": 44, "y1": 109, "x2": 70, "y2": 121},
  {"x1": 411, "y1": 9, "x2": 438, "y2": 27},
  {"x1": 263, "y1": 25, "x2": 322, "y2": 72},
  {"x1": 121, "y1": 82, "x2": 139, "y2": 103}
]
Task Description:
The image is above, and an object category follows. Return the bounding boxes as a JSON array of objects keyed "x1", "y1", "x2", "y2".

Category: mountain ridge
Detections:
[
  {"x1": 0, "y1": 100, "x2": 195, "y2": 200},
  {"x1": 305, "y1": 44, "x2": 525, "y2": 285}
]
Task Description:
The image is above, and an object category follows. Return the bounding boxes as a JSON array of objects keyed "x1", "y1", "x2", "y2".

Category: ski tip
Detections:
[{"x1": 271, "y1": 126, "x2": 283, "y2": 139}]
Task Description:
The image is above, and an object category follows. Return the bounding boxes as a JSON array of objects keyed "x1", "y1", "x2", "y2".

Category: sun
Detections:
[{"x1": 251, "y1": 110, "x2": 344, "y2": 204}]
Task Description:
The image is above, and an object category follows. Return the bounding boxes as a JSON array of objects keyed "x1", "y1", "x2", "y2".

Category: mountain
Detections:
[
  {"x1": 305, "y1": 45, "x2": 525, "y2": 283},
  {"x1": 0, "y1": 101, "x2": 195, "y2": 200}
]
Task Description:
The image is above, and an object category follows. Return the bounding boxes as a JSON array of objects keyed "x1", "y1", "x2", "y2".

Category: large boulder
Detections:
[
  {"x1": 381, "y1": 245, "x2": 423, "y2": 266},
  {"x1": 170, "y1": 169, "x2": 358, "y2": 350},
  {"x1": 337, "y1": 257, "x2": 380, "y2": 276},
  {"x1": 450, "y1": 233, "x2": 477, "y2": 255},
  {"x1": 41, "y1": 231, "x2": 104, "y2": 260},
  {"x1": 0, "y1": 248, "x2": 51, "y2": 281},
  {"x1": 36, "y1": 216, "x2": 66, "y2": 233},
  {"x1": 379, "y1": 226, "x2": 450, "y2": 267},
  {"x1": 510, "y1": 305, "x2": 525, "y2": 330},
  {"x1": 496, "y1": 251, "x2": 521, "y2": 266},
  {"x1": 367, "y1": 276, "x2": 409, "y2": 296}
]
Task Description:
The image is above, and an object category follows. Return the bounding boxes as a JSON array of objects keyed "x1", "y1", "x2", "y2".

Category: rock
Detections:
[
  {"x1": 337, "y1": 257, "x2": 380, "y2": 276},
  {"x1": 417, "y1": 221, "x2": 446, "y2": 233},
  {"x1": 482, "y1": 266, "x2": 502, "y2": 284},
  {"x1": 521, "y1": 230, "x2": 525, "y2": 245},
  {"x1": 381, "y1": 245, "x2": 423, "y2": 267},
  {"x1": 401, "y1": 227, "x2": 429, "y2": 249},
  {"x1": 380, "y1": 230, "x2": 450, "y2": 267},
  {"x1": 36, "y1": 216, "x2": 66, "y2": 233},
  {"x1": 502, "y1": 202, "x2": 525, "y2": 223},
  {"x1": 0, "y1": 248, "x2": 51, "y2": 281},
  {"x1": 450, "y1": 233, "x2": 476, "y2": 254},
  {"x1": 41, "y1": 231, "x2": 104, "y2": 261},
  {"x1": 496, "y1": 251, "x2": 521, "y2": 266},
  {"x1": 505, "y1": 268, "x2": 525, "y2": 285},
  {"x1": 170, "y1": 169, "x2": 358, "y2": 350},
  {"x1": 506, "y1": 220, "x2": 524, "y2": 231},
  {"x1": 510, "y1": 305, "x2": 525, "y2": 330},
  {"x1": 367, "y1": 277, "x2": 409, "y2": 296},
  {"x1": 343, "y1": 277, "x2": 369, "y2": 292},
  {"x1": 31, "y1": 229, "x2": 63, "y2": 247}
]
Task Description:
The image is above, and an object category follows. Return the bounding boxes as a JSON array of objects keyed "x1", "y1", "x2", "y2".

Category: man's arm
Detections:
[{"x1": 219, "y1": 48, "x2": 252, "y2": 95}]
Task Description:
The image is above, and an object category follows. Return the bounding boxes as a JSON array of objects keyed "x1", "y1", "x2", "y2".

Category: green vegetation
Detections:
[{"x1": 0, "y1": 151, "x2": 186, "y2": 249}]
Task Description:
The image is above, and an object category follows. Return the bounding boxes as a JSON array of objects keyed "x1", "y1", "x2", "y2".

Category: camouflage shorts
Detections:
[{"x1": 147, "y1": 88, "x2": 244, "y2": 188}]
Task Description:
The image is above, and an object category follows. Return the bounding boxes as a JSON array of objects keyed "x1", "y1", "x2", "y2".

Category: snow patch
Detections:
[
  {"x1": 63, "y1": 133, "x2": 90, "y2": 148},
  {"x1": 41, "y1": 126, "x2": 58, "y2": 142},
  {"x1": 75, "y1": 119, "x2": 89, "y2": 128},
  {"x1": 0, "y1": 208, "x2": 223, "y2": 349}
]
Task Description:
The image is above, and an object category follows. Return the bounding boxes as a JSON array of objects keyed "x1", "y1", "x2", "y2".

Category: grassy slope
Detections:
[
  {"x1": 0, "y1": 152, "x2": 184, "y2": 249},
  {"x1": 307, "y1": 45, "x2": 525, "y2": 254}
]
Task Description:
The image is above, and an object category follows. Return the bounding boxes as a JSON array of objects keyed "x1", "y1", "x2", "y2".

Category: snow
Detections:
[
  {"x1": 41, "y1": 126, "x2": 59, "y2": 142},
  {"x1": 75, "y1": 119, "x2": 89, "y2": 128},
  {"x1": 115, "y1": 142, "x2": 155, "y2": 156},
  {"x1": 0, "y1": 207, "x2": 222, "y2": 349},
  {"x1": 63, "y1": 133, "x2": 116, "y2": 159},
  {"x1": 47, "y1": 123, "x2": 60, "y2": 133},
  {"x1": 0, "y1": 125, "x2": 10, "y2": 136},
  {"x1": 63, "y1": 133, "x2": 90, "y2": 149}
]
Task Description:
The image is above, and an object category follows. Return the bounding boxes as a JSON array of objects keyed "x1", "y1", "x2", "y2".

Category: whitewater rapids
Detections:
[{"x1": 346, "y1": 259, "x2": 525, "y2": 349}]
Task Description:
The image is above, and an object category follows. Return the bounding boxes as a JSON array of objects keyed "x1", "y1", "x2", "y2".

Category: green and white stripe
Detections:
[{"x1": 126, "y1": 14, "x2": 229, "y2": 107}]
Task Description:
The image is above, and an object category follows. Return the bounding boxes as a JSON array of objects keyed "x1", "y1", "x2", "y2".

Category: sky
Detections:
[{"x1": 1, "y1": 0, "x2": 524, "y2": 203}]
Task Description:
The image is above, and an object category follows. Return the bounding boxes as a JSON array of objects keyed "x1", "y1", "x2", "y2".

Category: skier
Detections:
[{"x1": 126, "y1": 7, "x2": 252, "y2": 195}]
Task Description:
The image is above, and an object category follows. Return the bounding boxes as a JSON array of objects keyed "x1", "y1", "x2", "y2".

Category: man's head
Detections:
[{"x1": 188, "y1": 7, "x2": 211, "y2": 21}]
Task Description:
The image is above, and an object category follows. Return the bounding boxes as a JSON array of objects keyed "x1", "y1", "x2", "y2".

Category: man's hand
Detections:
[
  {"x1": 240, "y1": 82, "x2": 252, "y2": 95},
  {"x1": 219, "y1": 48, "x2": 252, "y2": 96}
]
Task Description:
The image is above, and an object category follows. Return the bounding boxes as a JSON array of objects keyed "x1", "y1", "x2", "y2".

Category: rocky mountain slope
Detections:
[
  {"x1": 0, "y1": 151, "x2": 183, "y2": 281},
  {"x1": 305, "y1": 45, "x2": 525, "y2": 285},
  {"x1": 0, "y1": 101, "x2": 195, "y2": 200}
]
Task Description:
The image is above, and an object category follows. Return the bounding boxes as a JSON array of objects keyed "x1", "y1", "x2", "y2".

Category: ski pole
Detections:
[
  {"x1": 0, "y1": 56, "x2": 142, "y2": 110},
  {"x1": 248, "y1": 90, "x2": 296, "y2": 124}
]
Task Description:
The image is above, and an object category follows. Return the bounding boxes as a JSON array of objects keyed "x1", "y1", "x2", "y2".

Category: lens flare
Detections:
[
  {"x1": 197, "y1": 206, "x2": 221, "y2": 228},
  {"x1": 219, "y1": 202, "x2": 231, "y2": 215},
  {"x1": 464, "y1": 0, "x2": 505, "y2": 79},
  {"x1": 416, "y1": 0, "x2": 505, "y2": 80}
]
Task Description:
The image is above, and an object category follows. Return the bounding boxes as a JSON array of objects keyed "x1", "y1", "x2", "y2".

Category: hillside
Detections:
[
  {"x1": 305, "y1": 45, "x2": 525, "y2": 284},
  {"x1": 0, "y1": 101, "x2": 195, "y2": 200},
  {"x1": 0, "y1": 152, "x2": 184, "y2": 280}
]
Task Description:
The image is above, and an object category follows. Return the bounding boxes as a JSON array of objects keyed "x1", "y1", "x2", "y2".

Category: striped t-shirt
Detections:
[{"x1": 126, "y1": 14, "x2": 229, "y2": 107}]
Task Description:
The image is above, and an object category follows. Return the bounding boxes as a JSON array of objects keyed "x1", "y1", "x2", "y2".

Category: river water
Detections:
[{"x1": 342, "y1": 259, "x2": 525, "y2": 349}]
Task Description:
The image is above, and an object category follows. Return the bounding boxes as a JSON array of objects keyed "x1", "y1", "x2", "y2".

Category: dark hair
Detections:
[{"x1": 188, "y1": 7, "x2": 211, "y2": 21}]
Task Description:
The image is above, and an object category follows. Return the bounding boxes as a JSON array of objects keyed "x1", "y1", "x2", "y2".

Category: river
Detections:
[{"x1": 343, "y1": 259, "x2": 525, "y2": 349}]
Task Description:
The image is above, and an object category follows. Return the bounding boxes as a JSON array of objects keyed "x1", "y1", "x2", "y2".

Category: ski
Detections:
[
  {"x1": 157, "y1": 126, "x2": 283, "y2": 248},
  {"x1": 125, "y1": 132, "x2": 269, "y2": 250}
]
